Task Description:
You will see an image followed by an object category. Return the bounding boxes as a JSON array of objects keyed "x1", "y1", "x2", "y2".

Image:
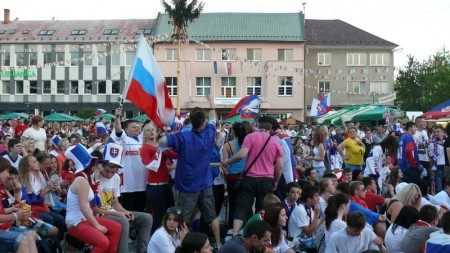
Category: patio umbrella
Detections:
[
  {"x1": 44, "y1": 113, "x2": 83, "y2": 122},
  {"x1": 422, "y1": 99, "x2": 450, "y2": 120},
  {"x1": 0, "y1": 112, "x2": 29, "y2": 120},
  {"x1": 131, "y1": 114, "x2": 149, "y2": 122},
  {"x1": 86, "y1": 114, "x2": 115, "y2": 121},
  {"x1": 220, "y1": 115, "x2": 255, "y2": 124}
]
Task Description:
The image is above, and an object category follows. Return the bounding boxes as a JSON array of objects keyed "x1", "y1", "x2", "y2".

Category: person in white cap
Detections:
[
  {"x1": 91, "y1": 143, "x2": 153, "y2": 253},
  {"x1": 64, "y1": 143, "x2": 122, "y2": 253}
]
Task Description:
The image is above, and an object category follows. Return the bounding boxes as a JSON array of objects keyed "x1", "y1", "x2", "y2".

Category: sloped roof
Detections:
[
  {"x1": 0, "y1": 19, "x2": 154, "y2": 43},
  {"x1": 305, "y1": 19, "x2": 398, "y2": 47},
  {"x1": 153, "y1": 12, "x2": 305, "y2": 42}
]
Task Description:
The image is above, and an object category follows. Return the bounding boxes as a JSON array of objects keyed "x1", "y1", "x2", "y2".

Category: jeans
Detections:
[
  {"x1": 104, "y1": 211, "x2": 152, "y2": 253},
  {"x1": 435, "y1": 165, "x2": 445, "y2": 193},
  {"x1": 145, "y1": 184, "x2": 174, "y2": 234},
  {"x1": 403, "y1": 167, "x2": 421, "y2": 184},
  {"x1": 68, "y1": 216, "x2": 121, "y2": 253}
]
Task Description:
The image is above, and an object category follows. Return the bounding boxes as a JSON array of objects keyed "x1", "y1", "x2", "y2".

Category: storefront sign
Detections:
[{"x1": 0, "y1": 69, "x2": 37, "y2": 77}]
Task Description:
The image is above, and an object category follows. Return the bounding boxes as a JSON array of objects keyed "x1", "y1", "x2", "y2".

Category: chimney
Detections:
[{"x1": 3, "y1": 9, "x2": 10, "y2": 24}]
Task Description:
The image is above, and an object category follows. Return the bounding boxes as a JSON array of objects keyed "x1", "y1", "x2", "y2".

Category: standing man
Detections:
[
  {"x1": 414, "y1": 117, "x2": 430, "y2": 187},
  {"x1": 372, "y1": 125, "x2": 386, "y2": 144},
  {"x1": 398, "y1": 122, "x2": 421, "y2": 184},
  {"x1": 112, "y1": 108, "x2": 146, "y2": 212},
  {"x1": 158, "y1": 94, "x2": 221, "y2": 248},
  {"x1": 221, "y1": 115, "x2": 283, "y2": 236},
  {"x1": 429, "y1": 125, "x2": 446, "y2": 193}
]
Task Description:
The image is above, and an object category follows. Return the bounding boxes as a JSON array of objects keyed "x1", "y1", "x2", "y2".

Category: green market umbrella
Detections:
[
  {"x1": 316, "y1": 106, "x2": 359, "y2": 125},
  {"x1": 86, "y1": 113, "x2": 115, "y2": 122},
  {"x1": 317, "y1": 104, "x2": 398, "y2": 125},
  {"x1": 221, "y1": 115, "x2": 255, "y2": 124},
  {"x1": 131, "y1": 114, "x2": 149, "y2": 122},
  {"x1": 44, "y1": 113, "x2": 83, "y2": 122},
  {"x1": 0, "y1": 112, "x2": 29, "y2": 120}
]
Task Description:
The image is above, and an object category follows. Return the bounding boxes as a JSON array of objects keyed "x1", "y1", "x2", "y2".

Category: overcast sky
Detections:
[{"x1": 5, "y1": 0, "x2": 450, "y2": 68}]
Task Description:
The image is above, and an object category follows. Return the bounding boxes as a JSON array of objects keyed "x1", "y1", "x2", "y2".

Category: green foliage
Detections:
[
  {"x1": 161, "y1": 0, "x2": 204, "y2": 40},
  {"x1": 75, "y1": 108, "x2": 95, "y2": 119},
  {"x1": 395, "y1": 47, "x2": 450, "y2": 111}
]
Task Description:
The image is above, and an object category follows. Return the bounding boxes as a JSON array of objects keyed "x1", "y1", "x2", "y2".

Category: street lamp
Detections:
[{"x1": 371, "y1": 92, "x2": 378, "y2": 104}]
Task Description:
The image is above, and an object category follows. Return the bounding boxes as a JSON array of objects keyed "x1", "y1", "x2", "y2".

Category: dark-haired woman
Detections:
[
  {"x1": 384, "y1": 205, "x2": 419, "y2": 253},
  {"x1": 175, "y1": 232, "x2": 212, "y2": 253},
  {"x1": 263, "y1": 202, "x2": 295, "y2": 253},
  {"x1": 307, "y1": 128, "x2": 326, "y2": 181},
  {"x1": 222, "y1": 122, "x2": 248, "y2": 227},
  {"x1": 324, "y1": 193, "x2": 350, "y2": 242}
]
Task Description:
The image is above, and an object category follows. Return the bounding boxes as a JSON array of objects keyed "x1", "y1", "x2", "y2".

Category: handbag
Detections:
[{"x1": 233, "y1": 135, "x2": 271, "y2": 190}]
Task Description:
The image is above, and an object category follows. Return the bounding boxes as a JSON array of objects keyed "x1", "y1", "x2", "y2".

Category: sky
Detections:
[{"x1": 4, "y1": 0, "x2": 450, "y2": 68}]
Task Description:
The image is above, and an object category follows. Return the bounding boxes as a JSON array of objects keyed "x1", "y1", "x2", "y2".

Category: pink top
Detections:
[{"x1": 242, "y1": 132, "x2": 283, "y2": 178}]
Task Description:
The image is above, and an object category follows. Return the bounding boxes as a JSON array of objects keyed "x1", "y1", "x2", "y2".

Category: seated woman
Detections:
[
  {"x1": 175, "y1": 232, "x2": 212, "y2": 253},
  {"x1": 385, "y1": 205, "x2": 419, "y2": 253},
  {"x1": 64, "y1": 144, "x2": 121, "y2": 253},
  {"x1": 147, "y1": 207, "x2": 189, "y2": 253},
  {"x1": 263, "y1": 202, "x2": 295, "y2": 253},
  {"x1": 385, "y1": 183, "x2": 422, "y2": 228}
]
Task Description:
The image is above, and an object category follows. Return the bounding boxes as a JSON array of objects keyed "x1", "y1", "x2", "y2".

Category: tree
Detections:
[
  {"x1": 162, "y1": 0, "x2": 204, "y2": 116},
  {"x1": 395, "y1": 47, "x2": 450, "y2": 112},
  {"x1": 76, "y1": 108, "x2": 95, "y2": 119}
]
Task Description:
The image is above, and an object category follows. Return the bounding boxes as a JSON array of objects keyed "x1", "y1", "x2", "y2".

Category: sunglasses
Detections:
[{"x1": 167, "y1": 207, "x2": 181, "y2": 214}]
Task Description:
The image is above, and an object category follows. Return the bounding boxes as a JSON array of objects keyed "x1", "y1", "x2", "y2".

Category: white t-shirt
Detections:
[
  {"x1": 385, "y1": 224, "x2": 408, "y2": 253},
  {"x1": 2, "y1": 153, "x2": 22, "y2": 168},
  {"x1": 434, "y1": 190, "x2": 450, "y2": 211},
  {"x1": 147, "y1": 226, "x2": 180, "y2": 253},
  {"x1": 325, "y1": 219, "x2": 347, "y2": 242},
  {"x1": 288, "y1": 203, "x2": 314, "y2": 239},
  {"x1": 98, "y1": 173, "x2": 121, "y2": 211},
  {"x1": 272, "y1": 228, "x2": 292, "y2": 253},
  {"x1": 110, "y1": 130, "x2": 146, "y2": 193},
  {"x1": 414, "y1": 129, "x2": 429, "y2": 162},
  {"x1": 22, "y1": 127, "x2": 47, "y2": 151},
  {"x1": 325, "y1": 227, "x2": 378, "y2": 253}
]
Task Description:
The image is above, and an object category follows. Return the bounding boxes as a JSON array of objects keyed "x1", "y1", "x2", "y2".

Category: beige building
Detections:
[
  {"x1": 153, "y1": 13, "x2": 306, "y2": 120},
  {"x1": 304, "y1": 19, "x2": 398, "y2": 112}
]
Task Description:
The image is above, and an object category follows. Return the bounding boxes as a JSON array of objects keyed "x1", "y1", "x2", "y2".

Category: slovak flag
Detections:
[
  {"x1": 123, "y1": 35, "x2": 175, "y2": 130},
  {"x1": 95, "y1": 108, "x2": 106, "y2": 117},
  {"x1": 223, "y1": 95, "x2": 261, "y2": 120},
  {"x1": 319, "y1": 92, "x2": 332, "y2": 113}
]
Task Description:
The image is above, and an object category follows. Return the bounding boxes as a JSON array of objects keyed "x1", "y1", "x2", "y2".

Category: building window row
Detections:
[
  {"x1": 314, "y1": 81, "x2": 390, "y2": 95},
  {"x1": 317, "y1": 52, "x2": 390, "y2": 67},
  {"x1": 164, "y1": 48, "x2": 295, "y2": 62},
  {"x1": 0, "y1": 80, "x2": 121, "y2": 95}
]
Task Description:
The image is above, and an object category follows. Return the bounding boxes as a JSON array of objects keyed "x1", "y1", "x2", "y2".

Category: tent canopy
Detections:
[
  {"x1": 131, "y1": 114, "x2": 149, "y2": 122},
  {"x1": 317, "y1": 104, "x2": 399, "y2": 125},
  {"x1": 86, "y1": 114, "x2": 115, "y2": 122},
  {"x1": 221, "y1": 115, "x2": 255, "y2": 124},
  {"x1": 0, "y1": 112, "x2": 29, "y2": 120},
  {"x1": 44, "y1": 113, "x2": 83, "y2": 122},
  {"x1": 422, "y1": 99, "x2": 450, "y2": 120}
]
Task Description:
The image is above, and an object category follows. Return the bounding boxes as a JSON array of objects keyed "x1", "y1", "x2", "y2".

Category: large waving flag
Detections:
[
  {"x1": 319, "y1": 92, "x2": 332, "y2": 114},
  {"x1": 123, "y1": 36, "x2": 175, "y2": 130},
  {"x1": 223, "y1": 95, "x2": 261, "y2": 120}
]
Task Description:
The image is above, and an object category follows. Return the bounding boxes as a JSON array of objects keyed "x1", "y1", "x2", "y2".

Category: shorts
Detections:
[
  {"x1": 0, "y1": 227, "x2": 31, "y2": 252},
  {"x1": 177, "y1": 187, "x2": 217, "y2": 224}
]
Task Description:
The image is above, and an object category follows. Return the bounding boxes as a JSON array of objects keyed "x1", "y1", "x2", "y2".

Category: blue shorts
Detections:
[{"x1": 0, "y1": 227, "x2": 31, "y2": 252}]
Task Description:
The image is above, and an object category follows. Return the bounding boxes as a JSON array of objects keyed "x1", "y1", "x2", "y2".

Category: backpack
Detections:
[{"x1": 37, "y1": 237, "x2": 62, "y2": 253}]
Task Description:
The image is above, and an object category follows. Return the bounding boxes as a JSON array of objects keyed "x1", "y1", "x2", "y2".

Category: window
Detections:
[
  {"x1": 15, "y1": 81, "x2": 24, "y2": 94},
  {"x1": 38, "y1": 30, "x2": 55, "y2": 35},
  {"x1": 29, "y1": 52, "x2": 37, "y2": 65},
  {"x1": 112, "y1": 81, "x2": 120, "y2": 94},
  {"x1": 318, "y1": 81, "x2": 331, "y2": 92},
  {"x1": 221, "y1": 49, "x2": 236, "y2": 61},
  {"x1": 43, "y1": 81, "x2": 51, "y2": 94},
  {"x1": 165, "y1": 77, "x2": 177, "y2": 96},
  {"x1": 112, "y1": 52, "x2": 120, "y2": 66},
  {"x1": 84, "y1": 81, "x2": 92, "y2": 94},
  {"x1": 221, "y1": 77, "x2": 236, "y2": 97},
  {"x1": 84, "y1": 52, "x2": 92, "y2": 66},
  {"x1": 43, "y1": 52, "x2": 52, "y2": 65},
  {"x1": 318, "y1": 53, "x2": 331, "y2": 66},
  {"x1": 2, "y1": 53, "x2": 10, "y2": 66},
  {"x1": 29, "y1": 81, "x2": 38, "y2": 94},
  {"x1": 56, "y1": 52, "x2": 65, "y2": 65},
  {"x1": 278, "y1": 49, "x2": 293, "y2": 61},
  {"x1": 278, "y1": 76, "x2": 293, "y2": 96},
  {"x1": 370, "y1": 82, "x2": 390, "y2": 94},
  {"x1": 98, "y1": 81, "x2": 106, "y2": 94},
  {"x1": 103, "y1": 29, "x2": 119, "y2": 35},
  {"x1": 347, "y1": 53, "x2": 366, "y2": 66},
  {"x1": 347, "y1": 81, "x2": 366, "y2": 94},
  {"x1": 370, "y1": 53, "x2": 389, "y2": 66},
  {"x1": 16, "y1": 52, "x2": 25, "y2": 66},
  {"x1": 196, "y1": 49, "x2": 211, "y2": 61},
  {"x1": 97, "y1": 51, "x2": 107, "y2": 65},
  {"x1": 126, "y1": 52, "x2": 135, "y2": 65},
  {"x1": 70, "y1": 52, "x2": 79, "y2": 66},
  {"x1": 136, "y1": 29, "x2": 152, "y2": 35},
  {"x1": 247, "y1": 48, "x2": 262, "y2": 61},
  {"x1": 166, "y1": 49, "x2": 178, "y2": 61},
  {"x1": 246, "y1": 77, "x2": 262, "y2": 95},
  {"x1": 9, "y1": 30, "x2": 16, "y2": 34},
  {"x1": 2, "y1": 81, "x2": 10, "y2": 94},
  {"x1": 70, "y1": 81, "x2": 79, "y2": 94},
  {"x1": 70, "y1": 29, "x2": 87, "y2": 35},
  {"x1": 22, "y1": 30, "x2": 30, "y2": 34},
  {"x1": 196, "y1": 77, "x2": 211, "y2": 96},
  {"x1": 57, "y1": 81, "x2": 65, "y2": 94},
  {"x1": 0, "y1": 30, "x2": 5, "y2": 34}
]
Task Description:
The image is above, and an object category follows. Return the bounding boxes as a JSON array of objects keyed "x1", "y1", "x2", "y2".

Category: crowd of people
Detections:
[{"x1": 1, "y1": 100, "x2": 450, "y2": 253}]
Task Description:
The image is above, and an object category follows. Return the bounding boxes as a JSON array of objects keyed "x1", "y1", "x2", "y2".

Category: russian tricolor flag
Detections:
[
  {"x1": 223, "y1": 95, "x2": 261, "y2": 120},
  {"x1": 95, "y1": 108, "x2": 106, "y2": 117},
  {"x1": 123, "y1": 36, "x2": 175, "y2": 130}
]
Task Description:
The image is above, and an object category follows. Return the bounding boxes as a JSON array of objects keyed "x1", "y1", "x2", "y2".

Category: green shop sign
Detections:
[{"x1": 1, "y1": 69, "x2": 37, "y2": 77}]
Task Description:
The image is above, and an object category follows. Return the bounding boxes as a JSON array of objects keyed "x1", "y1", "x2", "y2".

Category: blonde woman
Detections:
[{"x1": 385, "y1": 183, "x2": 422, "y2": 227}]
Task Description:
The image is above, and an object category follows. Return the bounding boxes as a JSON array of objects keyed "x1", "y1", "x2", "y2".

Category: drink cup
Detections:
[{"x1": 22, "y1": 204, "x2": 31, "y2": 226}]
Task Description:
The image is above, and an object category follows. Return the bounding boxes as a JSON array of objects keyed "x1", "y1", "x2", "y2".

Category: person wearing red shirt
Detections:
[
  {"x1": 13, "y1": 117, "x2": 28, "y2": 139},
  {"x1": 362, "y1": 177, "x2": 390, "y2": 212},
  {"x1": 349, "y1": 181, "x2": 369, "y2": 209}
]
